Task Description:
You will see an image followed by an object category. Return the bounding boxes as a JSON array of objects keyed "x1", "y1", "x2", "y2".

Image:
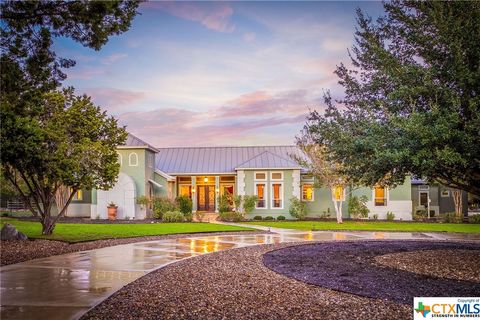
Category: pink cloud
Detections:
[
  {"x1": 143, "y1": 2, "x2": 235, "y2": 33},
  {"x1": 67, "y1": 66, "x2": 105, "y2": 80},
  {"x1": 84, "y1": 87, "x2": 146, "y2": 111}
]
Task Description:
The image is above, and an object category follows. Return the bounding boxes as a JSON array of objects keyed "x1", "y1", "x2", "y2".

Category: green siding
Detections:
[
  {"x1": 389, "y1": 176, "x2": 412, "y2": 201},
  {"x1": 153, "y1": 173, "x2": 169, "y2": 198},
  {"x1": 117, "y1": 149, "x2": 147, "y2": 197}
]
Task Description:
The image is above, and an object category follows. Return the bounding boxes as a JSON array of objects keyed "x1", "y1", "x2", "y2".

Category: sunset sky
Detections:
[{"x1": 56, "y1": 1, "x2": 385, "y2": 147}]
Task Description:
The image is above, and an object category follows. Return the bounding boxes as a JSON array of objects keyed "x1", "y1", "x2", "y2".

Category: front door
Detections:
[{"x1": 197, "y1": 185, "x2": 215, "y2": 211}]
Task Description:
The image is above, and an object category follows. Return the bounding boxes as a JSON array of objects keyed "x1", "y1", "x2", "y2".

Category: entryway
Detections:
[{"x1": 197, "y1": 185, "x2": 215, "y2": 211}]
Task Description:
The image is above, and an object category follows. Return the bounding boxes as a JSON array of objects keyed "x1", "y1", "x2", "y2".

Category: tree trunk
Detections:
[
  {"x1": 333, "y1": 200, "x2": 343, "y2": 224},
  {"x1": 41, "y1": 216, "x2": 56, "y2": 235},
  {"x1": 452, "y1": 189, "x2": 463, "y2": 218}
]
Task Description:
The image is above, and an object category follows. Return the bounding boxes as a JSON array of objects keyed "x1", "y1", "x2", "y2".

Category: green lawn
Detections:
[
  {"x1": 1, "y1": 218, "x2": 253, "y2": 243},
  {"x1": 244, "y1": 220, "x2": 480, "y2": 233}
]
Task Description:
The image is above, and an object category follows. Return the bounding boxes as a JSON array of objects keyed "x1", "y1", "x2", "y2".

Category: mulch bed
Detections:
[
  {"x1": 82, "y1": 242, "x2": 411, "y2": 320},
  {"x1": 0, "y1": 231, "x2": 263, "y2": 266},
  {"x1": 263, "y1": 240, "x2": 480, "y2": 305}
]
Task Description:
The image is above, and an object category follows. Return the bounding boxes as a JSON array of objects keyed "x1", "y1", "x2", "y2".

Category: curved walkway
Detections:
[{"x1": 1, "y1": 226, "x2": 479, "y2": 320}]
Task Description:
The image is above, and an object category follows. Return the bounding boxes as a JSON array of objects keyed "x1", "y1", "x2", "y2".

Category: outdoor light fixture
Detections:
[
  {"x1": 204, "y1": 177, "x2": 208, "y2": 182},
  {"x1": 192, "y1": 188, "x2": 196, "y2": 193},
  {"x1": 215, "y1": 188, "x2": 219, "y2": 193}
]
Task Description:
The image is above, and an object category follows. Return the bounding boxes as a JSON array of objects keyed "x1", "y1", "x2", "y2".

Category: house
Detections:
[
  {"x1": 411, "y1": 179, "x2": 468, "y2": 217},
  {"x1": 68, "y1": 134, "x2": 413, "y2": 220}
]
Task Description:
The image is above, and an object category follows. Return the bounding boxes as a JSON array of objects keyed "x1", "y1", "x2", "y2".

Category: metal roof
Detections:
[
  {"x1": 155, "y1": 146, "x2": 304, "y2": 174},
  {"x1": 120, "y1": 133, "x2": 159, "y2": 152}
]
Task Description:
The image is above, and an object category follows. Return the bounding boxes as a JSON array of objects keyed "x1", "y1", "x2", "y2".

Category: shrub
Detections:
[
  {"x1": 152, "y1": 197, "x2": 178, "y2": 219},
  {"x1": 443, "y1": 212, "x2": 462, "y2": 223},
  {"x1": 264, "y1": 216, "x2": 274, "y2": 221},
  {"x1": 277, "y1": 215, "x2": 286, "y2": 221},
  {"x1": 413, "y1": 209, "x2": 428, "y2": 221},
  {"x1": 232, "y1": 195, "x2": 242, "y2": 212},
  {"x1": 176, "y1": 195, "x2": 192, "y2": 215},
  {"x1": 136, "y1": 195, "x2": 150, "y2": 209},
  {"x1": 194, "y1": 211, "x2": 206, "y2": 222},
  {"x1": 218, "y1": 194, "x2": 232, "y2": 213},
  {"x1": 372, "y1": 213, "x2": 379, "y2": 220},
  {"x1": 243, "y1": 195, "x2": 258, "y2": 214},
  {"x1": 469, "y1": 214, "x2": 480, "y2": 224},
  {"x1": 348, "y1": 195, "x2": 369, "y2": 219},
  {"x1": 386, "y1": 211, "x2": 395, "y2": 221},
  {"x1": 219, "y1": 211, "x2": 244, "y2": 222},
  {"x1": 253, "y1": 215, "x2": 263, "y2": 221},
  {"x1": 289, "y1": 197, "x2": 307, "y2": 220},
  {"x1": 162, "y1": 211, "x2": 184, "y2": 222}
]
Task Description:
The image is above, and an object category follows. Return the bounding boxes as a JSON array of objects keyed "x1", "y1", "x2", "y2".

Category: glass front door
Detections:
[{"x1": 197, "y1": 185, "x2": 215, "y2": 211}]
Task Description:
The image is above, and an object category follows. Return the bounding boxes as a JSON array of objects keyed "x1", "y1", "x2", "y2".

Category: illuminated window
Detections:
[
  {"x1": 73, "y1": 190, "x2": 83, "y2": 201},
  {"x1": 302, "y1": 184, "x2": 314, "y2": 201},
  {"x1": 271, "y1": 172, "x2": 283, "y2": 180},
  {"x1": 129, "y1": 152, "x2": 138, "y2": 166},
  {"x1": 255, "y1": 172, "x2": 267, "y2": 180},
  {"x1": 179, "y1": 185, "x2": 192, "y2": 198},
  {"x1": 374, "y1": 186, "x2": 387, "y2": 206},
  {"x1": 271, "y1": 183, "x2": 283, "y2": 209},
  {"x1": 255, "y1": 183, "x2": 266, "y2": 208},
  {"x1": 333, "y1": 186, "x2": 344, "y2": 201}
]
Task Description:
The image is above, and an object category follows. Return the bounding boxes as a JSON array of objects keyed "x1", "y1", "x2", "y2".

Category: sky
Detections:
[{"x1": 56, "y1": 1, "x2": 386, "y2": 147}]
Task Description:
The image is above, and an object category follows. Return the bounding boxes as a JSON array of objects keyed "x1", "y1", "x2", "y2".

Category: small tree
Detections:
[
  {"x1": 243, "y1": 195, "x2": 258, "y2": 215},
  {"x1": 348, "y1": 195, "x2": 369, "y2": 219},
  {"x1": 289, "y1": 196, "x2": 307, "y2": 220}
]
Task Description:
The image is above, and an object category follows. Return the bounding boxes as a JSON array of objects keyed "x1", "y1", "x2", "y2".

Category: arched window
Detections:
[{"x1": 129, "y1": 152, "x2": 138, "y2": 166}]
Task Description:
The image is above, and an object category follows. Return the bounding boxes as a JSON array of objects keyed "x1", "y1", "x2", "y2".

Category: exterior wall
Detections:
[
  {"x1": 412, "y1": 184, "x2": 468, "y2": 216},
  {"x1": 243, "y1": 169, "x2": 294, "y2": 218},
  {"x1": 304, "y1": 186, "x2": 349, "y2": 218},
  {"x1": 117, "y1": 149, "x2": 147, "y2": 197},
  {"x1": 153, "y1": 173, "x2": 169, "y2": 198},
  {"x1": 67, "y1": 188, "x2": 92, "y2": 217}
]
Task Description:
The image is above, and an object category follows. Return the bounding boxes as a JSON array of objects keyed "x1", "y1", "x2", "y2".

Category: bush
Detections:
[
  {"x1": 162, "y1": 211, "x2": 184, "y2": 222},
  {"x1": 232, "y1": 195, "x2": 242, "y2": 212},
  {"x1": 194, "y1": 211, "x2": 206, "y2": 222},
  {"x1": 253, "y1": 215, "x2": 263, "y2": 221},
  {"x1": 413, "y1": 209, "x2": 428, "y2": 221},
  {"x1": 152, "y1": 197, "x2": 178, "y2": 219},
  {"x1": 277, "y1": 215, "x2": 286, "y2": 221},
  {"x1": 219, "y1": 211, "x2": 244, "y2": 222},
  {"x1": 243, "y1": 195, "x2": 258, "y2": 214},
  {"x1": 136, "y1": 195, "x2": 150, "y2": 209},
  {"x1": 469, "y1": 214, "x2": 480, "y2": 224},
  {"x1": 264, "y1": 216, "x2": 274, "y2": 221},
  {"x1": 218, "y1": 194, "x2": 232, "y2": 213},
  {"x1": 176, "y1": 195, "x2": 192, "y2": 215},
  {"x1": 348, "y1": 195, "x2": 369, "y2": 219},
  {"x1": 289, "y1": 197, "x2": 307, "y2": 220},
  {"x1": 443, "y1": 212, "x2": 462, "y2": 223},
  {"x1": 372, "y1": 213, "x2": 379, "y2": 220},
  {"x1": 386, "y1": 211, "x2": 395, "y2": 221}
]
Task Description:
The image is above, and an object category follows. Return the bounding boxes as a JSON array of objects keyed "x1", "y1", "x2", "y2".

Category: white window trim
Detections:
[
  {"x1": 440, "y1": 190, "x2": 450, "y2": 197},
  {"x1": 254, "y1": 171, "x2": 267, "y2": 181},
  {"x1": 301, "y1": 183, "x2": 314, "y2": 202},
  {"x1": 372, "y1": 187, "x2": 389, "y2": 207},
  {"x1": 270, "y1": 171, "x2": 283, "y2": 181},
  {"x1": 129, "y1": 152, "x2": 138, "y2": 166},
  {"x1": 270, "y1": 182, "x2": 284, "y2": 210},
  {"x1": 254, "y1": 182, "x2": 268, "y2": 209}
]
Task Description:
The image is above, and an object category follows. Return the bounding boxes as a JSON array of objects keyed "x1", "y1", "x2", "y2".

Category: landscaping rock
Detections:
[{"x1": 1, "y1": 223, "x2": 28, "y2": 241}]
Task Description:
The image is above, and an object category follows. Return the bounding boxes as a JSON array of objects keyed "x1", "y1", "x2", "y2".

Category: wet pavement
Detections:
[{"x1": 1, "y1": 226, "x2": 479, "y2": 320}]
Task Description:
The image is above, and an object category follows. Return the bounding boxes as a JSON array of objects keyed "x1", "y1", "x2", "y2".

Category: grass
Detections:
[
  {"x1": 0, "y1": 218, "x2": 253, "y2": 243},
  {"x1": 244, "y1": 220, "x2": 480, "y2": 233}
]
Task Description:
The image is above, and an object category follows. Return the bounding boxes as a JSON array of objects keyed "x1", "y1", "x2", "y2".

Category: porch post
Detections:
[
  {"x1": 215, "y1": 176, "x2": 220, "y2": 213},
  {"x1": 191, "y1": 176, "x2": 197, "y2": 212}
]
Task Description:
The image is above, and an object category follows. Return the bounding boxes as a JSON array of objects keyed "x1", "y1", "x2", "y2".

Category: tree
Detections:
[
  {"x1": 1, "y1": 89, "x2": 127, "y2": 234},
  {"x1": 304, "y1": 1, "x2": 480, "y2": 206},
  {"x1": 294, "y1": 132, "x2": 347, "y2": 223}
]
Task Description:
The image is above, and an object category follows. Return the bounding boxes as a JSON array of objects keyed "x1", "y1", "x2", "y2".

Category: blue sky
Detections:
[{"x1": 56, "y1": 1, "x2": 385, "y2": 147}]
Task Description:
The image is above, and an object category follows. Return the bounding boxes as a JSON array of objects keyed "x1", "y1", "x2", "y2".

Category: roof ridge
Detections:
[
  {"x1": 155, "y1": 145, "x2": 297, "y2": 149},
  {"x1": 235, "y1": 149, "x2": 299, "y2": 169}
]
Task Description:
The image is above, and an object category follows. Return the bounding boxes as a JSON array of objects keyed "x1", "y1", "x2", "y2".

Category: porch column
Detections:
[
  {"x1": 215, "y1": 176, "x2": 220, "y2": 213},
  {"x1": 191, "y1": 176, "x2": 197, "y2": 212}
]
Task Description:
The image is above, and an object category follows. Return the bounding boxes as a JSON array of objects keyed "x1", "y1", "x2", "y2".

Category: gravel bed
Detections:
[
  {"x1": 375, "y1": 249, "x2": 480, "y2": 283},
  {"x1": 82, "y1": 242, "x2": 411, "y2": 320},
  {"x1": 0, "y1": 231, "x2": 263, "y2": 266},
  {"x1": 263, "y1": 240, "x2": 480, "y2": 305}
]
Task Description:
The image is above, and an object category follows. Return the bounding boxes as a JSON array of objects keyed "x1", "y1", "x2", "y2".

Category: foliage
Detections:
[
  {"x1": 302, "y1": 1, "x2": 480, "y2": 196},
  {"x1": 348, "y1": 195, "x2": 370, "y2": 219},
  {"x1": 194, "y1": 211, "x2": 206, "y2": 222},
  {"x1": 372, "y1": 214, "x2": 378, "y2": 220},
  {"x1": 152, "y1": 197, "x2": 178, "y2": 220},
  {"x1": 218, "y1": 194, "x2": 233, "y2": 213},
  {"x1": 386, "y1": 211, "x2": 395, "y2": 221},
  {"x1": 162, "y1": 211, "x2": 184, "y2": 223},
  {"x1": 469, "y1": 215, "x2": 480, "y2": 224},
  {"x1": 443, "y1": 212, "x2": 462, "y2": 224},
  {"x1": 176, "y1": 195, "x2": 193, "y2": 215},
  {"x1": 218, "y1": 211, "x2": 244, "y2": 222},
  {"x1": 277, "y1": 215, "x2": 286, "y2": 221},
  {"x1": 253, "y1": 216, "x2": 263, "y2": 221},
  {"x1": 243, "y1": 195, "x2": 258, "y2": 215},
  {"x1": 289, "y1": 197, "x2": 308, "y2": 220},
  {"x1": 232, "y1": 195, "x2": 242, "y2": 212},
  {"x1": 136, "y1": 196, "x2": 149, "y2": 207},
  {"x1": 264, "y1": 216, "x2": 274, "y2": 221},
  {"x1": 413, "y1": 210, "x2": 428, "y2": 221},
  {"x1": 0, "y1": 1, "x2": 139, "y2": 235},
  {"x1": 108, "y1": 202, "x2": 117, "y2": 208}
]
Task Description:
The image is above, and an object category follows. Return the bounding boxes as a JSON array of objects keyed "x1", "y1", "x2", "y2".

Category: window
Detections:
[
  {"x1": 255, "y1": 172, "x2": 267, "y2": 180},
  {"x1": 271, "y1": 183, "x2": 283, "y2": 208},
  {"x1": 179, "y1": 185, "x2": 192, "y2": 198},
  {"x1": 333, "y1": 186, "x2": 344, "y2": 201},
  {"x1": 419, "y1": 191, "x2": 429, "y2": 206},
  {"x1": 302, "y1": 184, "x2": 314, "y2": 201},
  {"x1": 129, "y1": 152, "x2": 138, "y2": 166},
  {"x1": 374, "y1": 186, "x2": 387, "y2": 206},
  {"x1": 441, "y1": 190, "x2": 450, "y2": 197},
  {"x1": 271, "y1": 172, "x2": 283, "y2": 180},
  {"x1": 73, "y1": 190, "x2": 83, "y2": 201},
  {"x1": 255, "y1": 183, "x2": 266, "y2": 208}
]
